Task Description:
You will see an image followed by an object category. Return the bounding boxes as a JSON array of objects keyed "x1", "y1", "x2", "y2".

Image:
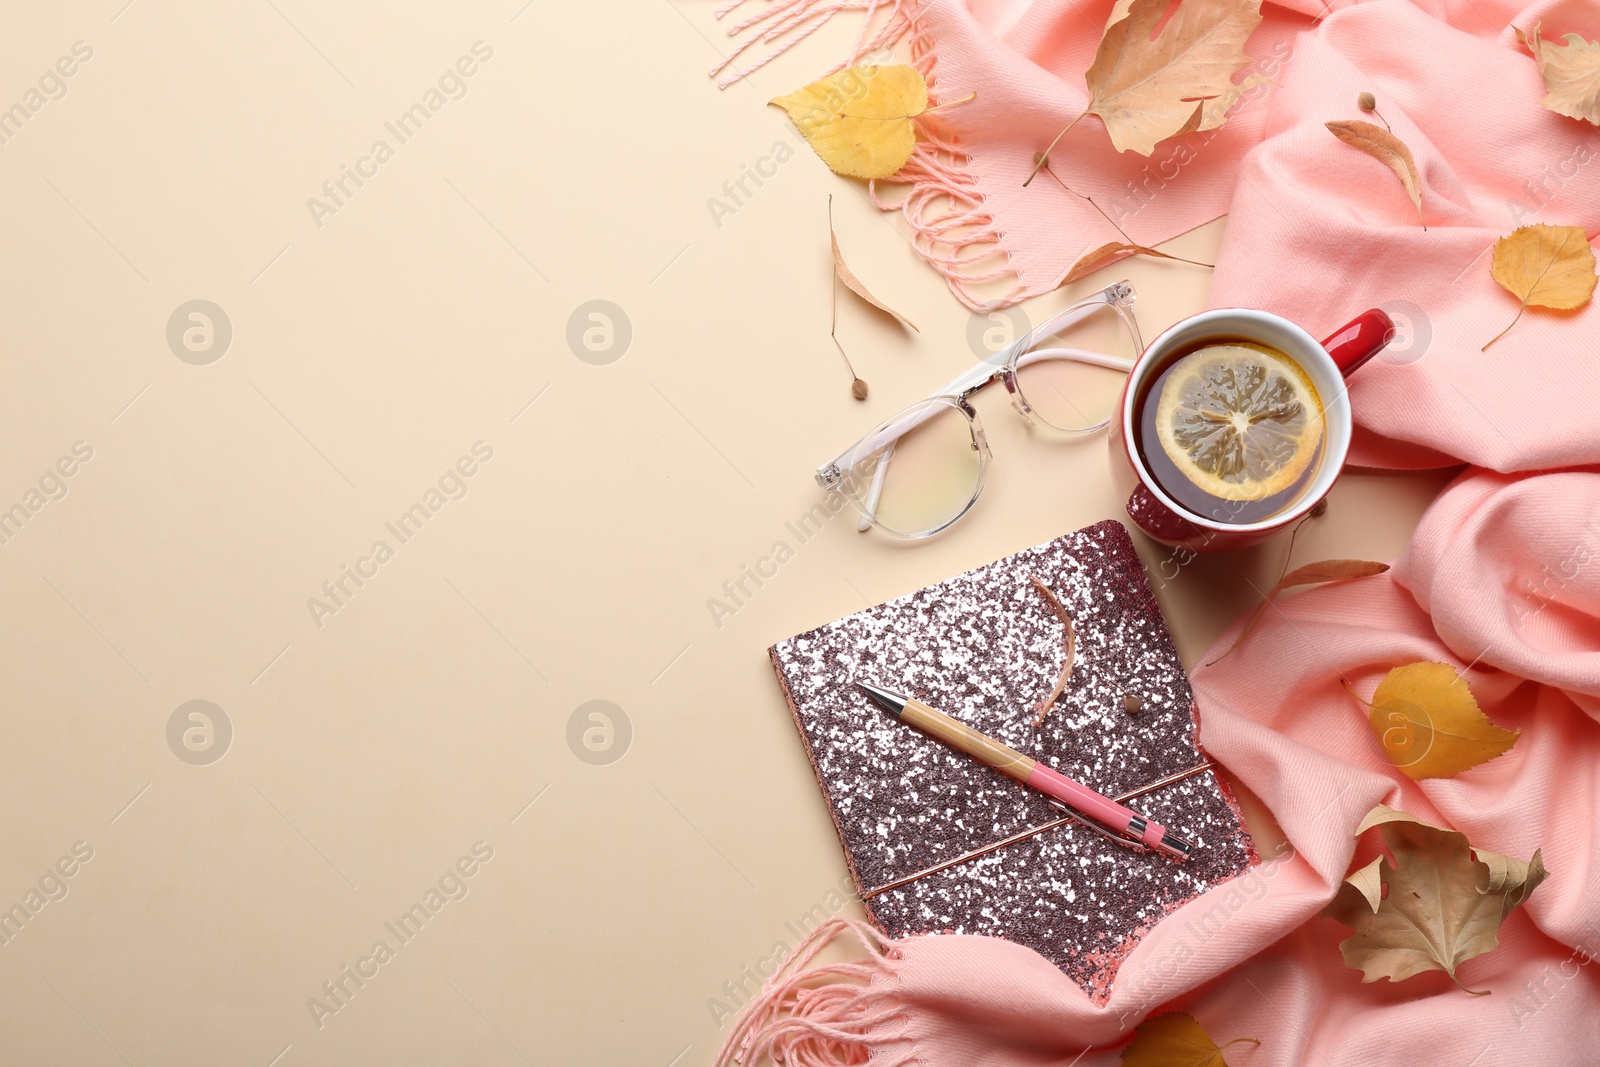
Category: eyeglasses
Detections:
[{"x1": 815, "y1": 281, "x2": 1141, "y2": 538}]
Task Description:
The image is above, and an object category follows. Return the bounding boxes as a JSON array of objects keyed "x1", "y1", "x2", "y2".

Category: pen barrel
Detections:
[
  {"x1": 901, "y1": 699, "x2": 1036, "y2": 782},
  {"x1": 1027, "y1": 762, "x2": 1141, "y2": 836}
]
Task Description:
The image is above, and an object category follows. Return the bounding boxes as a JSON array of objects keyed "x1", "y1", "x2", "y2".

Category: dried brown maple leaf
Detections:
[
  {"x1": 1483, "y1": 223, "x2": 1597, "y2": 349},
  {"x1": 1322, "y1": 805, "x2": 1546, "y2": 994},
  {"x1": 1516, "y1": 21, "x2": 1600, "y2": 126},
  {"x1": 1086, "y1": 0, "x2": 1263, "y2": 155},
  {"x1": 1121, "y1": 1011, "x2": 1259, "y2": 1066},
  {"x1": 1325, "y1": 119, "x2": 1426, "y2": 229},
  {"x1": 1026, "y1": 0, "x2": 1264, "y2": 180},
  {"x1": 1205, "y1": 560, "x2": 1389, "y2": 665}
]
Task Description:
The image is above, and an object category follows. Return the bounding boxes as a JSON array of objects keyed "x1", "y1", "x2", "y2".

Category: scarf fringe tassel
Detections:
[
  {"x1": 712, "y1": 918, "x2": 920, "y2": 1067},
  {"x1": 710, "y1": 0, "x2": 1024, "y2": 309}
]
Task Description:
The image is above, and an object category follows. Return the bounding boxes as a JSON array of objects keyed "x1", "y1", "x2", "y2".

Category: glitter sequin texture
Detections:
[{"x1": 769, "y1": 520, "x2": 1259, "y2": 1001}]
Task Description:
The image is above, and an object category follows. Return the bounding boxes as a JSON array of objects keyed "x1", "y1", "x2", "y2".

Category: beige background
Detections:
[{"x1": 0, "y1": 3, "x2": 1453, "y2": 1064}]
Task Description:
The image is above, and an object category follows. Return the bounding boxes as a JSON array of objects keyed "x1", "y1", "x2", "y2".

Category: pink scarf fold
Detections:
[
  {"x1": 711, "y1": 0, "x2": 1600, "y2": 1062},
  {"x1": 719, "y1": 469, "x2": 1600, "y2": 1066}
]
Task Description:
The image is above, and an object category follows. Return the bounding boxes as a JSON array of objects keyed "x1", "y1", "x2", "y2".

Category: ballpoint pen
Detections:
[{"x1": 855, "y1": 679, "x2": 1193, "y2": 861}]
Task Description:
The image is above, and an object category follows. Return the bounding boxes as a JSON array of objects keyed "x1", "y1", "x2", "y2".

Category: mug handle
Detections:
[{"x1": 1322, "y1": 309, "x2": 1396, "y2": 378}]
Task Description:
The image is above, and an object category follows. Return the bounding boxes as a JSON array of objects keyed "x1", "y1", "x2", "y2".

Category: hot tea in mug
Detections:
[{"x1": 1133, "y1": 337, "x2": 1327, "y2": 525}]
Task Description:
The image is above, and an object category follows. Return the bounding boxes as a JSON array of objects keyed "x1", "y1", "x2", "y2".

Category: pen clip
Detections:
[{"x1": 1046, "y1": 799, "x2": 1151, "y2": 852}]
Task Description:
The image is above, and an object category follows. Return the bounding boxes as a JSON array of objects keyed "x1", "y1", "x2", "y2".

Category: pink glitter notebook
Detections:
[{"x1": 769, "y1": 520, "x2": 1259, "y2": 1000}]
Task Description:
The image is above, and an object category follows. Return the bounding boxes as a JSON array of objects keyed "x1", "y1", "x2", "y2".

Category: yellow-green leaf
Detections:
[
  {"x1": 1358, "y1": 662, "x2": 1517, "y2": 779},
  {"x1": 1483, "y1": 223, "x2": 1597, "y2": 349},
  {"x1": 769, "y1": 65, "x2": 927, "y2": 180},
  {"x1": 1122, "y1": 1012, "x2": 1259, "y2": 1066}
]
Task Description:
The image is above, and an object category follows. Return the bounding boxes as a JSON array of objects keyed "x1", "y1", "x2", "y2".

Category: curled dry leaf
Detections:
[
  {"x1": 1029, "y1": 574, "x2": 1075, "y2": 726},
  {"x1": 1205, "y1": 560, "x2": 1389, "y2": 666},
  {"x1": 1322, "y1": 805, "x2": 1546, "y2": 994},
  {"x1": 1121, "y1": 1011, "x2": 1260, "y2": 1066},
  {"x1": 1027, "y1": 0, "x2": 1264, "y2": 178},
  {"x1": 1084, "y1": 0, "x2": 1264, "y2": 155},
  {"x1": 830, "y1": 210, "x2": 918, "y2": 332},
  {"x1": 1345, "y1": 661, "x2": 1517, "y2": 779},
  {"x1": 1516, "y1": 21, "x2": 1600, "y2": 126},
  {"x1": 1483, "y1": 223, "x2": 1597, "y2": 349},
  {"x1": 1325, "y1": 120, "x2": 1426, "y2": 229},
  {"x1": 770, "y1": 66, "x2": 927, "y2": 180},
  {"x1": 1060, "y1": 241, "x2": 1214, "y2": 286}
]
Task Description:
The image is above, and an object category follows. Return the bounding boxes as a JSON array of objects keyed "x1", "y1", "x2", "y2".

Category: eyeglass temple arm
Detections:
[
  {"x1": 818, "y1": 360, "x2": 996, "y2": 480},
  {"x1": 815, "y1": 282, "x2": 1138, "y2": 484},
  {"x1": 817, "y1": 347, "x2": 1133, "y2": 482}
]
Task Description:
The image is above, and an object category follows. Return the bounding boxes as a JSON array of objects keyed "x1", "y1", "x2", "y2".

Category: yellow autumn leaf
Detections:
[
  {"x1": 1322, "y1": 805, "x2": 1547, "y2": 993},
  {"x1": 1516, "y1": 21, "x2": 1600, "y2": 126},
  {"x1": 769, "y1": 65, "x2": 927, "y2": 181},
  {"x1": 1483, "y1": 223, "x2": 1597, "y2": 349},
  {"x1": 1122, "y1": 1012, "x2": 1259, "y2": 1066},
  {"x1": 1354, "y1": 662, "x2": 1517, "y2": 779}
]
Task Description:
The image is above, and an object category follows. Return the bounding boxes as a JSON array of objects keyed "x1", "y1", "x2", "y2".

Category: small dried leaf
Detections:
[
  {"x1": 831, "y1": 223, "x2": 918, "y2": 331},
  {"x1": 1121, "y1": 1012, "x2": 1260, "y2": 1066},
  {"x1": 1323, "y1": 805, "x2": 1546, "y2": 993},
  {"x1": 1483, "y1": 223, "x2": 1597, "y2": 349},
  {"x1": 770, "y1": 65, "x2": 927, "y2": 180},
  {"x1": 1029, "y1": 574, "x2": 1075, "y2": 726},
  {"x1": 1516, "y1": 21, "x2": 1600, "y2": 126},
  {"x1": 1084, "y1": 0, "x2": 1265, "y2": 155},
  {"x1": 1206, "y1": 560, "x2": 1389, "y2": 665},
  {"x1": 1060, "y1": 241, "x2": 1214, "y2": 286},
  {"x1": 1325, "y1": 120, "x2": 1426, "y2": 228}
]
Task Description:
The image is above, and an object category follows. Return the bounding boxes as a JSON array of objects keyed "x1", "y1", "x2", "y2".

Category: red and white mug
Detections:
[{"x1": 1108, "y1": 307, "x2": 1395, "y2": 553}]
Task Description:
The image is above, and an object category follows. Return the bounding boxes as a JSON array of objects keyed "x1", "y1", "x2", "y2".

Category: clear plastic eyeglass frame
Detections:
[{"x1": 814, "y1": 280, "x2": 1142, "y2": 539}]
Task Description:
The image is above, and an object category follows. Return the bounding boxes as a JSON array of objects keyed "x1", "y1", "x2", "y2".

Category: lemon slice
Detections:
[{"x1": 1154, "y1": 343, "x2": 1323, "y2": 502}]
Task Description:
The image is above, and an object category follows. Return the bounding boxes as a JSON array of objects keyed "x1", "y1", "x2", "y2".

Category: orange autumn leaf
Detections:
[
  {"x1": 1346, "y1": 662, "x2": 1518, "y2": 779},
  {"x1": 1122, "y1": 1012, "x2": 1260, "y2": 1066}
]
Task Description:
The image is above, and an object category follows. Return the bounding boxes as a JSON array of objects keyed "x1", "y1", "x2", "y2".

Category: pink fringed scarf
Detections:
[{"x1": 710, "y1": 0, "x2": 1600, "y2": 1063}]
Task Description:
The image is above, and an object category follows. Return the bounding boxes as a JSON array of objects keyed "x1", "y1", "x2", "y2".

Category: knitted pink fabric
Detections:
[{"x1": 712, "y1": 0, "x2": 1600, "y2": 1062}]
